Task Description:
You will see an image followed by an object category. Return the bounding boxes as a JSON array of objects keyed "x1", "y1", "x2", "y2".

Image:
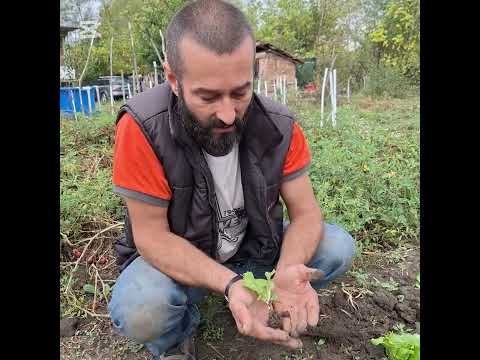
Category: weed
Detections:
[{"x1": 201, "y1": 324, "x2": 224, "y2": 343}]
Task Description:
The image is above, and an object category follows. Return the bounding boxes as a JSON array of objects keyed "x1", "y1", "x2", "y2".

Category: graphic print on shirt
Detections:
[{"x1": 213, "y1": 194, "x2": 248, "y2": 250}]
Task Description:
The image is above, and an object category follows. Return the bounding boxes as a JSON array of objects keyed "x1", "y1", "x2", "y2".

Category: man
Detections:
[{"x1": 108, "y1": 1, "x2": 355, "y2": 359}]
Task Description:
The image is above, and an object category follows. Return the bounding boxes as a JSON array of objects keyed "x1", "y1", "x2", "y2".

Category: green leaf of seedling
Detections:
[
  {"x1": 102, "y1": 283, "x2": 111, "y2": 300},
  {"x1": 371, "y1": 331, "x2": 420, "y2": 360},
  {"x1": 83, "y1": 284, "x2": 96, "y2": 294},
  {"x1": 242, "y1": 270, "x2": 276, "y2": 304},
  {"x1": 265, "y1": 269, "x2": 275, "y2": 280},
  {"x1": 415, "y1": 273, "x2": 420, "y2": 289}
]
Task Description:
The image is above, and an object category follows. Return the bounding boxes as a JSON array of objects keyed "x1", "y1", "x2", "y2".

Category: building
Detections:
[
  {"x1": 255, "y1": 41, "x2": 304, "y2": 93},
  {"x1": 60, "y1": 25, "x2": 78, "y2": 66}
]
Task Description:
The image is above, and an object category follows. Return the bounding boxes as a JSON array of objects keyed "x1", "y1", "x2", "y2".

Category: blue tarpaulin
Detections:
[{"x1": 60, "y1": 87, "x2": 96, "y2": 116}]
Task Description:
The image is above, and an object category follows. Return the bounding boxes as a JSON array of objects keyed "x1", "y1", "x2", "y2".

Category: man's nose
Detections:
[{"x1": 216, "y1": 98, "x2": 236, "y2": 125}]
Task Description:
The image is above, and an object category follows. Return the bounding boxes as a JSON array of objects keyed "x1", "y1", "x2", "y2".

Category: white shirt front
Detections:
[{"x1": 203, "y1": 142, "x2": 248, "y2": 263}]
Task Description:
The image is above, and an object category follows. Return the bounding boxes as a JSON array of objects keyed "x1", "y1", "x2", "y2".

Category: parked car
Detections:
[{"x1": 89, "y1": 76, "x2": 132, "y2": 102}]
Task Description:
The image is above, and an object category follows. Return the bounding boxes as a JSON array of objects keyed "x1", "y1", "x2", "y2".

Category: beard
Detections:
[{"x1": 176, "y1": 85, "x2": 247, "y2": 156}]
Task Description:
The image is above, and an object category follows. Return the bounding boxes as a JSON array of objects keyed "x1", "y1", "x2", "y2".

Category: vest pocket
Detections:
[{"x1": 168, "y1": 186, "x2": 193, "y2": 236}]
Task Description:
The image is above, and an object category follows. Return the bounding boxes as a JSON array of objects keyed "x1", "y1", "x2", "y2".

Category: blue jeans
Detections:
[{"x1": 108, "y1": 223, "x2": 355, "y2": 358}]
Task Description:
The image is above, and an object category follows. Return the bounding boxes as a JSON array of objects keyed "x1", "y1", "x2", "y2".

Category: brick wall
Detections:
[{"x1": 256, "y1": 52, "x2": 296, "y2": 94}]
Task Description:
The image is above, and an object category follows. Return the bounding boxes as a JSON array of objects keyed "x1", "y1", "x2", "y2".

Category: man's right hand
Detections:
[{"x1": 227, "y1": 280, "x2": 303, "y2": 349}]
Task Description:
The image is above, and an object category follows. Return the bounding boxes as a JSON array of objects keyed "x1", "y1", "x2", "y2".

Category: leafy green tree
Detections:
[{"x1": 369, "y1": 0, "x2": 419, "y2": 83}]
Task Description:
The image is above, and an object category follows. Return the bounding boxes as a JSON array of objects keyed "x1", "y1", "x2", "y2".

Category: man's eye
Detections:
[
  {"x1": 200, "y1": 96, "x2": 217, "y2": 102},
  {"x1": 232, "y1": 92, "x2": 246, "y2": 99}
]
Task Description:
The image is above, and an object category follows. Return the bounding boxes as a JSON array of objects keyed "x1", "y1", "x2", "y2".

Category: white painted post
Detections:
[
  {"x1": 153, "y1": 61, "x2": 158, "y2": 85},
  {"x1": 95, "y1": 85, "x2": 101, "y2": 112},
  {"x1": 109, "y1": 82, "x2": 114, "y2": 115},
  {"x1": 264, "y1": 80, "x2": 268, "y2": 97},
  {"x1": 70, "y1": 89, "x2": 78, "y2": 121},
  {"x1": 283, "y1": 75, "x2": 287, "y2": 105},
  {"x1": 78, "y1": 86, "x2": 85, "y2": 114},
  {"x1": 257, "y1": 78, "x2": 261, "y2": 94},
  {"x1": 347, "y1": 77, "x2": 351, "y2": 104},
  {"x1": 273, "y1": 80, "x2": 277, "y2": 101},
  {"x1": 332, "y1": 69, "x2": 337, "y2": 127},
  {"x1": 149, "y1": 80, "x2": 153, "y2": 88},
  {"x1": 86, "y1": 87, "x2": 92, "y2": 115},
  {"x1": 320, "y1": 67, "x2": 328, "y2": 128},
  {"x1": 121, "y1": 71, "x2": 126, "y2": 103},
  {"x1": 127, "y1": 83, "x2": 132, "y2": 98},
  {"x1": 329, "y1": 70, "x2": 334, "y2": 126},
  {"x1": 363, "y1": 76, "x2": 366, "y2": 89},
  {"x1": 294, "y1": 77, "x2": 298, "y2": 96}
]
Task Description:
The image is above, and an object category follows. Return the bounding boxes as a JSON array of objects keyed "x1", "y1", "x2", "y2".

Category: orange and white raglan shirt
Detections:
[{"x1": 113, "y1": 113, "x2": 311, "y2": 262}]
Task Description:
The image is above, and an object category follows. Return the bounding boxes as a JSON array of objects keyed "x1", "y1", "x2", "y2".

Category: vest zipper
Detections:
[{"x1": 198, "y1": 156, "x2": 220, "y2": 259}]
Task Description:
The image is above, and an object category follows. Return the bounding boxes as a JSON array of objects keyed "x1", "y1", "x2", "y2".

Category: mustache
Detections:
[{"x1": 208, "y1": 117, "x2": 241, "y2": 130}]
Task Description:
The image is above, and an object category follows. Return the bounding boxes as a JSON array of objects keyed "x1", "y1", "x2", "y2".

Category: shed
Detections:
[{"x1": 255, "y1": 41, "x2": 304, "y2": 93}]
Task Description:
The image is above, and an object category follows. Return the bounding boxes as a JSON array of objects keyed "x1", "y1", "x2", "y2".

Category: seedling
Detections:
[
  {"x1": 242, "y1": 269, "x2": 325, "y2": 334},
  {"x1": 242, "y1": 270, "x2": 283, "y2": 328},
  {"x1": 371, "y1": 326, "x2": 420, "y2": 360},
  {"x1": 415, "y1": 273, "x2": 420, "y2": 289}
]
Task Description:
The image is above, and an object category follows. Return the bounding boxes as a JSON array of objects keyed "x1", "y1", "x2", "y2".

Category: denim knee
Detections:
[
  {"x1": 308, "y1": 223, "x2": 356, "y2": 287},
  {"x1": 108, "y1": 257, "x2": 189, "y2": 343}
]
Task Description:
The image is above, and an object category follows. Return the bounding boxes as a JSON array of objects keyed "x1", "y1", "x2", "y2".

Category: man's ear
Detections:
[{"x1": 163, "y1": 62, "x2": 179, "y2": 96}]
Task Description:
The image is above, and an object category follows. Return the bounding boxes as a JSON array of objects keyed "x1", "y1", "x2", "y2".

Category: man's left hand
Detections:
[{"x1": 272, "y1": 264, "x2": 323, "y2": 337}]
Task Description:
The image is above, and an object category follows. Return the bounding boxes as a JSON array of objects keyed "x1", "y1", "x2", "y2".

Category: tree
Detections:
[{"x1": 369, "y1": 0, "x2": 420, "y2": 83}]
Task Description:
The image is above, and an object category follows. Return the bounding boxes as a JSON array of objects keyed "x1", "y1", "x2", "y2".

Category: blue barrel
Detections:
[{"x1": 60, "y1": 87, "x2": 96, "y2": 116}]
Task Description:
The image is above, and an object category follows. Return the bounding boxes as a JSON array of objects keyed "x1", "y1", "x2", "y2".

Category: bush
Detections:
[{"x1": 363, "y1": 65, "x2": 418, "y2": 99}]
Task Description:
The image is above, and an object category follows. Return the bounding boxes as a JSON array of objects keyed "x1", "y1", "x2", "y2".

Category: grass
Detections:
[
  {"x1": 60, "y1": 94, "x2": 419, "y2": 319},
  {"x1": 60, "y1": 105, "x2": 124, "y2": 319},
  {"x1": 289, "y1": 94, "x2": 419, "y2": 248}
]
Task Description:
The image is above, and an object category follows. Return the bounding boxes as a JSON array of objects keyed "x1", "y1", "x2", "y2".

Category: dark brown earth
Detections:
[{"x1": 60, "y1": 245, "x2": 419, "y2": 360}]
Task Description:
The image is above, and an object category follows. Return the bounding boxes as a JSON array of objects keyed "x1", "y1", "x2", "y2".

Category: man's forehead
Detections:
[
  {"x1": 178, "y1": 35, "x2": 255, "y2": 68},
  {"x1": 178, "y1": 35, "x2": 254, "y2": 87}
]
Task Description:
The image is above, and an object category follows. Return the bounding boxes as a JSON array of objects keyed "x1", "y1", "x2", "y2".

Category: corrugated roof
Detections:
[{"x1": 256, "y1": 41, "x2": 304, "y2": 64}]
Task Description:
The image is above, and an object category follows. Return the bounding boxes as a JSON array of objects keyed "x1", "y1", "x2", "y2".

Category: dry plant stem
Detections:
[
  {"x1": 70, "y1": 301, "x2": 110, "y2": 318},
  {"x1": 64, "y1": 222, "x2": 123, "y2": 295},
  {"x1": 93, "y1": 269, "x2": 98, "y2": 312},
  {"x1": 91, "y1": 264, "x2": 108, "y2": 301},
  {"x1": 206, "y1": 343, "x2": 225, "y2": 359},
  {"x1": 159, "y1": 29, "x2": 167, "y2": 62},
  {"x1": 61, "y1": 232, "x2": 75, "y2": 247}
]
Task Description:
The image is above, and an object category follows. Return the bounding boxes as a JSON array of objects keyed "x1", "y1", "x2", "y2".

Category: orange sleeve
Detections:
[
  {"x1": 283, "y1": 122, "x2": 311, "y2": 180},
  {"x1": 112, "y1": 113, "x2": 172, "y2": 204}
]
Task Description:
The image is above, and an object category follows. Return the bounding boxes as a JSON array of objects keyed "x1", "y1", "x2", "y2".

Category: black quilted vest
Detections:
[{"x1": 114, "y1": 82, "x2": 295, "y2": 272}]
